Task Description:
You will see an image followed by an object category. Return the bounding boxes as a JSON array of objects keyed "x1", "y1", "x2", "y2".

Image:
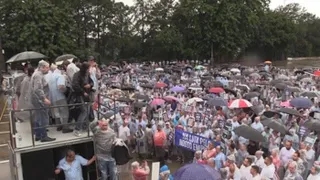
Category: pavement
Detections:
[{"x1": 0, "y1": 162, "x2": 11, "y2": 180}]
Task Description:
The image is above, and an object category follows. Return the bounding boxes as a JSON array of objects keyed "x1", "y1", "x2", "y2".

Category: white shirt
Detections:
[
  {"x1": 255, "y1": 157, "x2": 266, "y2": 169},
  {"x1": 118, "y1": 125, "x2": 130, "y2": 141},
  {"x1": 240, "y1": 165, "x2": 252, "y2": 180},
  {"x1": 251, "y1": 122, "x2": 264, "y2": 132},
  {"x1": 66, "y1": 63, "x2": 79, "y2": 81},
  {"x1": 261, "y1": 164, "x2": 275, "y2": 179},
  {"x1": 252, "y1": 174, "x2": 262, "y2": 180},
  {"x1": 279, "y1": 147, "x2": 295, "y2": 166},
  {"x1": 307, "y1": 173, "x2": 320, "y2": 180},
  {"x1": 306, "y1": 149, "x2": 315, "y2": 170}
]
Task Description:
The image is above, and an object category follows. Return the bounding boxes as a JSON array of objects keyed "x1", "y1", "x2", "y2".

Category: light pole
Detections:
[{"x1": 0, "y1": 38, "x2": 5, "y2": 70}]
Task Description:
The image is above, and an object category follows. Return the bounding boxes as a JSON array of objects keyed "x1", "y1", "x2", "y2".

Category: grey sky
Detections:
[{"x1": 116, "y1": 0, "x2": 320, "y2": 17}]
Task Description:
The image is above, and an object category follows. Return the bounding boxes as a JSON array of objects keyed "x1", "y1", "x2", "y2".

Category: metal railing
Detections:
[{"x1": 9, "y1": 102, "x2": 93, "y2": 149}]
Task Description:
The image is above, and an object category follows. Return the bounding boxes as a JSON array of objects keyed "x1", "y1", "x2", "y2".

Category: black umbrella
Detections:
[
  {"x1": 207, "y1": 97, "x2": 228, "y2": 107},
  {"x1": 278, "y1": 107, "x2": 301, "y2": 117},
  {"x1": 55, "y1": 54, "x2": 77, "y2": 62},
  {"x1": 140, "y1": 84, "x2": 154, "y2": 89},
  {"x1": 263, "y1": 111, "x2": 282, "y2": 118},
  {"x1": 233, "y1": 125, "x2": 265, "y2": 143},
  {"x1": 6, "y1": 51, "x2": 48, "y2": 63},
  {"x1": 275, "y1": 83, "x2": 287, "y2": 90},
  {"x1": 133, "y1": 102, "x2": 147, "y2": 108},
  {"x1": 300, "y1": 91, "x2": 319, "y2": 98},
  {"x1": 223, "y1": 88, "x2": 237, "y2": 97},
  {"x1": 303, "y1": 119, "x2": 320, "y2": 132},
  {"x1": 265, "y1": 120, "x2": 287, "y2": 135},
  {"x1": 121, "y1": 85, "x2": 135, "y2": 91},
  {"x1": 243, "y1": 92, "x2": 260, "y2": 100},
  {"x1": 132, "y1": 93, "x2": 150, "y2": 101},
  {"x1": 116, "y1": 97, "x2": 132, "y2": 103}
]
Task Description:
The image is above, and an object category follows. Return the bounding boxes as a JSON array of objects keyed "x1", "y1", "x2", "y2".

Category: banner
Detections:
[{"x1": 174, "y1": 130, "x2": 210, "y2": 152}]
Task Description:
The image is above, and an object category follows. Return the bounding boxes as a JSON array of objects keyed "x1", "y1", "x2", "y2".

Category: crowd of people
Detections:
[{"x1": 5, "y1": 58, "x2": 320, "y2": 180}]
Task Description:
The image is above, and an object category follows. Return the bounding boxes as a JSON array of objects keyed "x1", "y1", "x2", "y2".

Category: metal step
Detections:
[
  {"x1": 0, "y1": 121, "x2": 10, "y2": 132},
  {"x1": 0, "y1": 132, "x2": 10, "y2": 145},
  {"x1": 0, "y1": 144, "x2": 8, "y2": 161}
]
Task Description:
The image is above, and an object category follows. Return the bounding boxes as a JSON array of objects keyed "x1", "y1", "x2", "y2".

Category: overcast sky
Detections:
[{"x1": 115, "y1": 0, "x2": 320, "y2": 17}]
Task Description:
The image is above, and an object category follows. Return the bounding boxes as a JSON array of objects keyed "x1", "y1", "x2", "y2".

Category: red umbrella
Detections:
[
  {"x1": 314, "y1": 70, "x2": 320, "y2": 76},
  {"x1": 155, "y1": 82, "x2": 167, "y2": 88},
  {"x1": 208, "y1": 87, "x2": 225, "y2": 93}
]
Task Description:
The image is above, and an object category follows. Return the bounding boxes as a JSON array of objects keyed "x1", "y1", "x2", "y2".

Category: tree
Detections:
[{"x1": 0, "y1": 0, "x2": 76, "y2": 59}]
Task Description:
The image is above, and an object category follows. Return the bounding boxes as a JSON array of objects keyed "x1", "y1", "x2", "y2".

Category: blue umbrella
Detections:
[
  {"x1": 290, "y1": 97, "x2": 313, "y2": 108},
  {"x1": 170, "y1": 86, "x2": 185, "y2": 92},
  {"x1": 174, "y1": 163, "x2": 222, "y2": 180}
]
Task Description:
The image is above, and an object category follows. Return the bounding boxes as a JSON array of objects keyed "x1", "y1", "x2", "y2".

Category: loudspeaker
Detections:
[{"x1": 21, "y1": 149, "x2": 55, "y2": 180}]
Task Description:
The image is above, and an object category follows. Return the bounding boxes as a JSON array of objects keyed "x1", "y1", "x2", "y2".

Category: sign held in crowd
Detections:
[{"x1": 175, "y1": 129, "x2": 210, "y2": 152}]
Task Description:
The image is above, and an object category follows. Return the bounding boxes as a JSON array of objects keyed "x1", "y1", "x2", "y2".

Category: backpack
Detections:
[{"x1": 111, "y1": 138, "x2": 132, "y2": 165}]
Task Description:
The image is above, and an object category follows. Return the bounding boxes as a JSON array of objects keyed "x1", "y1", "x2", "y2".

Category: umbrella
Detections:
[
  {"x1": 140, "y1": 84, "x2": 153, "y2": 89},
  {"x1": 207, "y1": 97, "x2": 228, "y2": 107},
  {"x1": 155, "y1": 68, "x2": 164, "y2": 71},
  {"x1": 288, "y1": 86, "x2": 301, "y2": 93},
  {"x1": 194, "y1": 65, "x2": 205, "y2": 70},
  {"x1": 133, "y1": 102, "x2": 147, "y2": 108},
  {"x1": 263, "y1": 111, "x2": 282, "y2": 118},
  {"x1": 314, "y1": 70, "x2": 320, "y2": 76},
  {"x1": 131, "y1": 93, "x2": 150, "y2": 101},
  {"x1": 170, "y1": 86, "x2": 185, "y2": 92},
  {"x1": 236, "y1": 84, "x2": 250, "y2": 91},
  {"x1": 275, "y1": 83, "x2": 287, "y2": 90},
  {"x1": 300, "y1": 77, "x2": 313, "y2": 83},
  {"x1": 290, "y1": 97, "x2": 313, "y2": 108},
  {"x1": 163, "y1": 96, "x2": 181, "y2": 103},
  {"x1": 228, "y1": 99, "x2": 253, "y2": 108},
  {"x1": 278, "y1": 107, "x2": 301, "y2": 116},
  {"x1": 265, "y1": 120, "x2": 287, "y2": 135},
  {"x1": 270, "y1": 79, "x2": 284, "y2": 86},
  {"x1": 249, "y1": 73, "x2": 261, "y2": 79},
  {"x1": 6, "y1": 51, "x2": 47, "y2": 63},
  {"x1": 265, "y1": 60, "x2": 272, "y2": 64},
  {"x1": 150, "y1": 99, "x2": 165, "y2": 106},
  {"x1": 223, "y1": 88, "x2": 237, "y2": 97},
  {"x1": 230, "y1": 68, "x2": 241, "y2": 73},
  {"x1": 187, "y1": 97, "x2": 203, "y2": 105},
  {"x1": 278, "y1": 74, "x2": 289, "y2": 80},
  {"x1": 300, "y1": 91, "x2": 319, "y2": 98},
  {"x1": 182, "y1": 79, "x2": 195, "y2": 84},
  {"x1": 174, "y1": 164, "x2": 222, "y2": 180},
  {"x1": 233, "y1": 125, "x2": 265, "y2": 142},
  {"x1": 303, "y1": 119, "x2": 320, "y2": 132},
  {"x1": 206, "y1": 81, "x2": 224, "y2": 88},
  {"x1": 243, "y1": 92, "x2": 260, "y2": 100},
  {"x1": 261, "y1": 118, "x2": 273, "y2": 126},
  {"x1": 116, "y1": 97, "x2": 132, "y2": 103},
  {"x1": 280, "y1": 100, "x2": 292, "y2": 107},
  {"x1": 121, "y1": 85, "x2": 135, "y2": 91},
  {"x1": 155, "y1": 82, "x2": 167, "y2": 88},
  {"x1": 208, "y1": 87, "x2": 225, "y2": 93},
  {"x1": 55, "y1": 54, "x2": 77, "y2": 62}
]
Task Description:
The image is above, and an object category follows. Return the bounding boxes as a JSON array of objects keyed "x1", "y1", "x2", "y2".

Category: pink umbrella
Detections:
[
  {"x1": 150, "y1": 98, "x2": 165, "y2": 106},
  {"x1": 163, "y1": 96, "x2": 181, "y2": 103},
  {"x1": 280, "y1": 100, "x2": 292, "y2": 107}
]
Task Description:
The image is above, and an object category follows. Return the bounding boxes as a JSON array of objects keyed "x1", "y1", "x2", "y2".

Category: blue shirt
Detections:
[
  {"x1": 48, "y1": 70, "x2": 66, "y2": 102},
  {"x1": 214, "y1": 152, "x2": 226, "y2": 169},
  {"x1": 57, "y1": 155, "x2": 88, "y2": 180}
]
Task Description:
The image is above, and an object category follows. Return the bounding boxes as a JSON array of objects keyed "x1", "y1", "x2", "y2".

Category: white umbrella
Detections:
[
  {"x1": 186, "y1": 97, "x2": 203, "y2": 105},
  {"x1": 6, "y1": 51, "x2": 47, "y2": 63},
  {"x1": 230, "y1": 68, "x2": 241, "y2": 73},
  {"x1": 155, "y1": 68, "x2": 164, "y2": 71}
]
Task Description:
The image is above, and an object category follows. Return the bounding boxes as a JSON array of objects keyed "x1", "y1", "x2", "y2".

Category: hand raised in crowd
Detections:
[
  {"x1": 84, "y1": 84, "x2": 91, "y2": 89},
  {"x1": 44, "y1": 98, "x2": 51, "y2": 105},
  {"x1": 54, "y1": 168, "x2": 61, "y2": 175}
]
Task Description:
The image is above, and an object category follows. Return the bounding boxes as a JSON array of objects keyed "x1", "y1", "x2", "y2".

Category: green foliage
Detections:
[{"x1": 1, "y1": 0, "x2": 320, "y2": 62}]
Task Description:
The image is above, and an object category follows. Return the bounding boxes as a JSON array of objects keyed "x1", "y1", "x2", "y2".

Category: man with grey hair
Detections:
[
  {"x1": 30, "y1": 60, "x2": 56, "y2": 142},
  {"x1": 284, "y1": 161, "x2": 303, "y2": 180}
]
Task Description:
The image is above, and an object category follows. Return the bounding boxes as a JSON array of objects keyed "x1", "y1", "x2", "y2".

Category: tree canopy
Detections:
[{"x1": 1, "y1": 0, "x2": 320, "y2": 63}]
